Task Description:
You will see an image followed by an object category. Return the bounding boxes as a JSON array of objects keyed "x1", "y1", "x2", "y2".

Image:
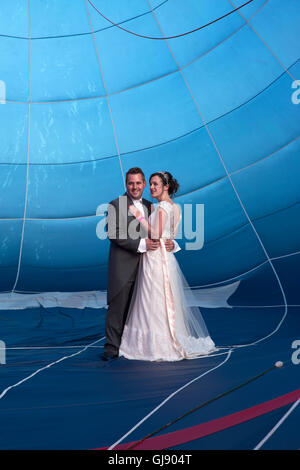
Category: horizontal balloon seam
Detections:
[
  {"x1": 5, "y1": 26, "x2": 295, "y2": 107},
  {"x1": 0, "y1": 249, "x2": 299, "y2": 289},
  {"x1": 1, "y1": 57, "x2": 298, "y2": 169},
  {"x1": 0, "y1": 199, "x2": 299, "y2": 229},
  {"x1": 0, "y1": 203, "x2": 298, "y2": 271},
  {"x1": 0, "y1": 135, "x2": 298, "y2": 217}
]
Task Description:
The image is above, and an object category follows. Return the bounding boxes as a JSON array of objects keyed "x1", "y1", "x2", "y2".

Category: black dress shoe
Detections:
[{"x1": 102, "y1": 352, "x2": 118, "y2": 361}]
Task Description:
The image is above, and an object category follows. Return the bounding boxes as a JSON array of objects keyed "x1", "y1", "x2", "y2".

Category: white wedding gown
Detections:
[{"x1": 119, "y1": 200, "x2": 217, "y2": 362}]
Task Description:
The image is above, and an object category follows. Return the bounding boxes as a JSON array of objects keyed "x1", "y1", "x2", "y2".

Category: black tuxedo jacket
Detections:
[{"x1": 106, "y1": 193, "x2": 152, "y2": 304}]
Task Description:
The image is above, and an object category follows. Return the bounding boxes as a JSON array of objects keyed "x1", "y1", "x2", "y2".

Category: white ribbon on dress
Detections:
[{"x1": 159, "y1": 239, "x2": 188, "y2": 358}]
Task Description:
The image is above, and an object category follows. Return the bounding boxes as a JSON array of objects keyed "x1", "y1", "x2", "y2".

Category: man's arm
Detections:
[
  {"x1": 107, "y1": 200, "x2": 140, "y2": 253},
  {"x1": 137, "y1": 238, "x2": 160, "y2": 253}
]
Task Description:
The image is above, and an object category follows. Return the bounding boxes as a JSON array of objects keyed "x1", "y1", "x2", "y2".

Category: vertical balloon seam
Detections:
[
  {"x1": 11, "y1": 0, "x2": 32, "y2": 293},
  {"x1": 84, "y1": 0, "x2": 126, "y2": 190},
  {"x1": 228, "y1": 0, "x2": 296, "y2": 81}
]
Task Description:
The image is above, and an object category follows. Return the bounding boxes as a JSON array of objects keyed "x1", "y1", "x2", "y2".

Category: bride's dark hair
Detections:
[{"x1": 150, "y1": 171, "x2": 179, "y2": 198}]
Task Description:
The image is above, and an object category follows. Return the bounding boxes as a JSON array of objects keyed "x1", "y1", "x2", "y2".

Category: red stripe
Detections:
[{"x1": 95, "y1": 388, "x2": 300, "y2": 450}]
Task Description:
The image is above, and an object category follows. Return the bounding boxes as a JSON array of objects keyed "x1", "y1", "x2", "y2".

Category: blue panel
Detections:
[
  {"x1": 0, "y1": 104, "x2": 28, "y2": 164},
  {"x1": 91, "y1": 11, "x2": 176, "y2": 95},
  {"x1": 26, "y1": 157, "x2": 124, "y2": 218},
  {"x1": 0, "y1": 38, "x2": 28, "y2": 101},
  {"x1": 232, "y1": 137, "x2": 300, "y2": 219},
  {"x1": 254, "y1": 203, "x2": 300, "y2": 258},
  {"x1": 0, "y1": 0, "x2": 28, "y2": 37},
  {"x1": 29, "y1": 99, "x2": 117, "y2": 163},
  {"x1": 16, "y1": 263, "x2": 109, "y2": 292},
  {"x1": 0, "y1": 220, "x2": 23, "y2": 266},
  {"x1": 227, "y1": 0, "x2": 268, "y2": 18},
  {"x1": 207, "y1": 60, "x2": 300, "y2": 173},
  {"x1": 184, "y1": 26, "x2": 282, "y2": 123},
  {"x1": 153, "y1": 0, "x2": 264, "y2": 67},
  {"x1": 87, "y1": 0, "x2": 156, "y2": 29},
  {"x1": 274, "y1": 253, "x2": 300, "y2": 304},
  {"x1": 176, "y1": 223, "x2": 266, "y2": 286},
  {"x1": 251, "y1": 0, "x2": 300, "y2": 66},
  {"x1": 122, "y1": 127, "x2": 227, "y2": 197},
  {"x1": 21, "y1": 217, "x2": 107, "y2": 268},
  {"x1": 177, "y1": 178, "x2": 249, "y2": 243},
  {"x1": 30, "y1": 0, "x2": 92, "y2": 38},
  {"x1": 0, "y1": 165, "x2": 27, "y2": 218},
  {"x1": 30, "y1": 35, "x2": 106, "y2": 101},
  {"x1": 110, "y1": 72, "x2": 201, "y2": 153}
]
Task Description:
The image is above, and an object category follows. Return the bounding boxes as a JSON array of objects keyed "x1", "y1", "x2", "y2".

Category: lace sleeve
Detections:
[
  {"x1": 158, "y1": 200, "x2": 172, "y2": 213},
  {"x1": 158, "y1": 201, "x2": 175, "y2": 238}
]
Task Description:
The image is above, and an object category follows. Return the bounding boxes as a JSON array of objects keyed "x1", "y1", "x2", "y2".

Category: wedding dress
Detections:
[{"x1": 119, "y1": 200, "x2": 217, "y2": 361}]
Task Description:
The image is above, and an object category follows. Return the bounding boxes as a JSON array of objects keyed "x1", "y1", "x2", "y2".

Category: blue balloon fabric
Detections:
[
  {"x1": 0, "y1": 0, "x2": 299, "y2": 451},
  {"x1": 0, "y1": 0, "x2": 299, "y2": 293}
]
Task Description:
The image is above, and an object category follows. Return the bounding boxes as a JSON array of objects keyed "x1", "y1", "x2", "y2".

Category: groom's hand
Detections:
[
  {"x1": 145, "y1": 239, "x2": 160, "y2": 251},
  {"x1": 165, "y1": 240, "x2": 175, "y2": 252}
]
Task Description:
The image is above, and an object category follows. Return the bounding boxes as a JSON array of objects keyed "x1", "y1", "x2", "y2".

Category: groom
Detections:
[{"x1": 103, "y1": 167, "x2": 178, "y2": 360}]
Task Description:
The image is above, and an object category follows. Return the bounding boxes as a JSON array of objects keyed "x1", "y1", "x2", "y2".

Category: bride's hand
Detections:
[
  {"x1": 165, "y1": 239, "x2": 175, "y2": 252},
  {"x1": 129, "y1": 205, "x2": 141, "y2": 219}
]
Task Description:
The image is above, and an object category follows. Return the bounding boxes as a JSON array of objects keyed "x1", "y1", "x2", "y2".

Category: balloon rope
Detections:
[
  {"x1": 87, "y1": 0, "x2": 255, "y2": 40},
  {"x1": 125, "y1": 362, "x2": 283, "y2": 450}
]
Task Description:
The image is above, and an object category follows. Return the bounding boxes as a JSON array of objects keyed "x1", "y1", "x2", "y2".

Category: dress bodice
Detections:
[{"x1": 150, "y1": 200, "x2": 181, "y2": 239}]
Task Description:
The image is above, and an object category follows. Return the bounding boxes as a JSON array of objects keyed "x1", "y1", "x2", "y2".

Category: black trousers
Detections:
[{"x1": 104, "y1": 266, "x2": 138, "y2": 356}]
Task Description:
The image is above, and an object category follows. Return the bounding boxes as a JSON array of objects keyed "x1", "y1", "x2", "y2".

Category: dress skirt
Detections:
[{"x1": 119, "y1": 240, "x2": 216, "y2": 362}]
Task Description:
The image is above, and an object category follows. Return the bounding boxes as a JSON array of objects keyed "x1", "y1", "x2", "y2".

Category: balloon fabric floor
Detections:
[{"x1": 0, "y1": 301, "x2": 299, "y2": 450}]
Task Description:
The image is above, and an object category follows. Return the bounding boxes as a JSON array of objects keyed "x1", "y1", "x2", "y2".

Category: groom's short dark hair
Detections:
[{"x1": 126, "y1": 167, "x2": 145, "y2": 183}]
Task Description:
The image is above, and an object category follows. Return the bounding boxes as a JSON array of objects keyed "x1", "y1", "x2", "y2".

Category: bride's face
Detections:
[{"x1": 150, "y1": 175, "x2": 166, "y2": 199}]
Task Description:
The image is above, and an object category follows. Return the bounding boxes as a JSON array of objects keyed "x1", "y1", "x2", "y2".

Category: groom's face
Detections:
[{"x1": 126, "y1": 173, "x2": 146, "y2": 200}]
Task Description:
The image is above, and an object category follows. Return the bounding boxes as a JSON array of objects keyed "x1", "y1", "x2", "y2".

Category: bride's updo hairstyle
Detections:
[{"x1": 150, "y1": 171, "x2": 179, "y2": 198}]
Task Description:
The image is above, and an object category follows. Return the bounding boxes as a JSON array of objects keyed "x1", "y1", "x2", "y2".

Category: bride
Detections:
[{"x1": 119, "y1": 171, "x2": 217, "y2": 361}]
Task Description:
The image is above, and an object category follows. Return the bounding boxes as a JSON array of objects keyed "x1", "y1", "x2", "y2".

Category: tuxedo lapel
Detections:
[
  {"x1": 125, "y1": 193, "x2": 151, "y2": 222},
  {"x1": 142, "y1": 198, "x2": 152, "y2": 221},
  {"x1": 124, "y1": 193, "x2": 137, "y2": 226}
]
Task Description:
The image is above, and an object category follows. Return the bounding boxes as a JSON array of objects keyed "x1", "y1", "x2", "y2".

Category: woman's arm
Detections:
[{"x1": 129, "y1": 205, "x2": 168, "y2": 240}]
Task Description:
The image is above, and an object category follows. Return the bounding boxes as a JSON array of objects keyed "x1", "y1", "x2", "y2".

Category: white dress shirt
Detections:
[{"x1": 129, "y1": 196, "x2": 181, "y2": 254}]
